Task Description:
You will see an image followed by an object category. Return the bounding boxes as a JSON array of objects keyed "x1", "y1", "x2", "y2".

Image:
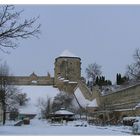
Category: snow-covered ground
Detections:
[
  {"x1": 0, "y1": 118, "x2": 132, "y2": 136},
  {"x1": 0, "y1": 85, "x2": 134, "y2": 136}
]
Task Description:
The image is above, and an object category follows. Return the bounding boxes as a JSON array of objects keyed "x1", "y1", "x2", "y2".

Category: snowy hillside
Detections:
[{"x1": 16, "y1": 86, "x2": 59, "y2": 114}]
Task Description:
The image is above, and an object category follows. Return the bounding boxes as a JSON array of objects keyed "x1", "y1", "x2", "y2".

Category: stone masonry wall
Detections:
[
  {"x1": 7, "y1": 73, "x2": 54, "y2": 86},
  {"x1": 54, "y1": 57, "x2": 81, "y2": 85},
  {"x1": 99, "y1": 83, "x2": 140, "y2": 110}
]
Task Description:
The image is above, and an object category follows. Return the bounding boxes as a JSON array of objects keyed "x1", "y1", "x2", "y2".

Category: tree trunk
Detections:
[
  {"x1": 1, "y1": 90, "x2": 6, "y2": 125},
  {"x1": 3, "y1": 103, "x2": 6, "y2": 125}
]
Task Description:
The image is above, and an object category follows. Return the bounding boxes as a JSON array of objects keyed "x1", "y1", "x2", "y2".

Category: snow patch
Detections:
[
  {"x1": 87, "y1": 99, "x2": 98, "y2": 107},
  {"x1": 59, "y1": 50, "x2": 78, "y2": 57},
  {"x1": 31, "y1": 80, "x2": 38, "y2": 84},
  {"x1": 69, "y1": 81, "x2": 78, "y2": 84},
  {"x1": 63, "y1": 80, "x2": 69, "y2": 82},
  {"x1": 135, "y1": 103, "x2": 140, "y2": 108}
]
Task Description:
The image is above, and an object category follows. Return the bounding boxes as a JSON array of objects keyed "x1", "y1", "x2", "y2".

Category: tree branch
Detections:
[{"x1": 0, "y1": 5, "x2": 41, "y2": 51}]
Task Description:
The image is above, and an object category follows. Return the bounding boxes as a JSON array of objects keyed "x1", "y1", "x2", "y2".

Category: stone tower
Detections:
[{"x1": 54, "y1": 50, "x2": 81, "y2": 93}]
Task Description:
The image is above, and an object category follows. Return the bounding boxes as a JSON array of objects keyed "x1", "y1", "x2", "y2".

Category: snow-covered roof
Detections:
[
  {"x1": 73, "y1": 87, "x2": 98, "y2": 108},
  {"x1": 54, "y1": 110, "x2": 74, "y2": 115},
  {"x1": 17, "y1": 86, "x2": 59, "y2": 114},
  {"x1": 59, "y1": 50, "x2": 78, "y2": 58},
  {"x1": 19, "y1": 105, "x2": 37, "y2": 114}
]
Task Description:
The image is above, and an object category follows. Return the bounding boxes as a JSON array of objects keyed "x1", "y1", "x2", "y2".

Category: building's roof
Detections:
[
  {"x1": 54, "y1": 109, "x2": 74, "y2": 115},
  {"x1": 30, "y1": 72, "x2": 38, "y2": 78},
  {"x1": 59, "y1": 50, "x2": 78, "y2": 58}
]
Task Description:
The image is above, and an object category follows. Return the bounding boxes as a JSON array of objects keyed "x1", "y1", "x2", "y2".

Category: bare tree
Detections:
[
  {"x1": 0, "y1": 62, "x2": 20, "y2": 124},
  {"x1": 85, "y1": 63, "x2": 102, "y2": 85},
  {"x1": 126, "y1": 49, "x2": 140, "y2": 80},
  {"x1": 52, "y1": 91, "x2": 74, "y2": 112},
  {"x1": 14, "y1": 92, "x2": 29, "y2": 106},
  {"x1": 0, "y1": 5, "x2": 40, "y2": 53},
  {"x1": 37, "y1": 97, "x2": 51, "y2": 119}
]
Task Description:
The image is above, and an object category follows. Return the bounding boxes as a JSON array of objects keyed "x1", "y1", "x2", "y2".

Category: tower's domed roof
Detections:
[{"x1": 59, "y1": 50, "x2": 78, "y2": 58}]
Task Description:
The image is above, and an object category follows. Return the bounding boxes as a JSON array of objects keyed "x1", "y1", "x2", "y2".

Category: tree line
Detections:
[{"x1": 85, "y1": 48, "x2": 140, "y2": 89}]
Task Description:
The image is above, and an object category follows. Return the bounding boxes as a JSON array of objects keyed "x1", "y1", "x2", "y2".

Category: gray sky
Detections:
[{"x1": 1, "y1": 5, "x2": 140, "y2": 83}]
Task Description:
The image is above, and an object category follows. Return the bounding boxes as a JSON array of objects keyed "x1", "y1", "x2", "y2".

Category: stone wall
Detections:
[
  {"x1": 0, "y1": 56, "x2": 82, "y2": 94},
  {"x1": 8, "y1": 72, "x2": 54, "y2": 86},
  {"x1": 54, "y1": 57, "x2": 81, "y2": 85},
  {"x1": 77, "y1": 81, "x2": 140, "y2": 118},
  {"x1": 100, "y1": 83, "x2": 140, "y2": 111},
  {"x1": 54, "y1": 56, "x2": 81, "y2": 93},
  {"x1": 1, "y1": 53, "x2": 140, "y2": 119}
]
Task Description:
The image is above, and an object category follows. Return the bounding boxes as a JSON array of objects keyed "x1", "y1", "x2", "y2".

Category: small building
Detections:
[
  {"x1": 18, "y1": 113, "x2": 36, "y2": 120},
  {"x1": 18, "y1": 108, "x2": 37, "y2": 120},
  {"x1": 50, "y1": 108, "x2": 75, "y2": 123}
]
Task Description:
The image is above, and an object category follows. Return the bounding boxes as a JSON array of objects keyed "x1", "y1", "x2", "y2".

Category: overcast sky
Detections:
[{"x1": 1, "y1": 5, "x2": 140, "y2": 83}]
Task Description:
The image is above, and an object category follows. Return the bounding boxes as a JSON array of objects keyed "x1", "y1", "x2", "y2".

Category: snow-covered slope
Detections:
[
  {"x1": 16, "y1": 86, "x2": 59, "y2": 114},
  {"x1": 73, "y1": 87, "x2": 98, "y2": 108}
]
